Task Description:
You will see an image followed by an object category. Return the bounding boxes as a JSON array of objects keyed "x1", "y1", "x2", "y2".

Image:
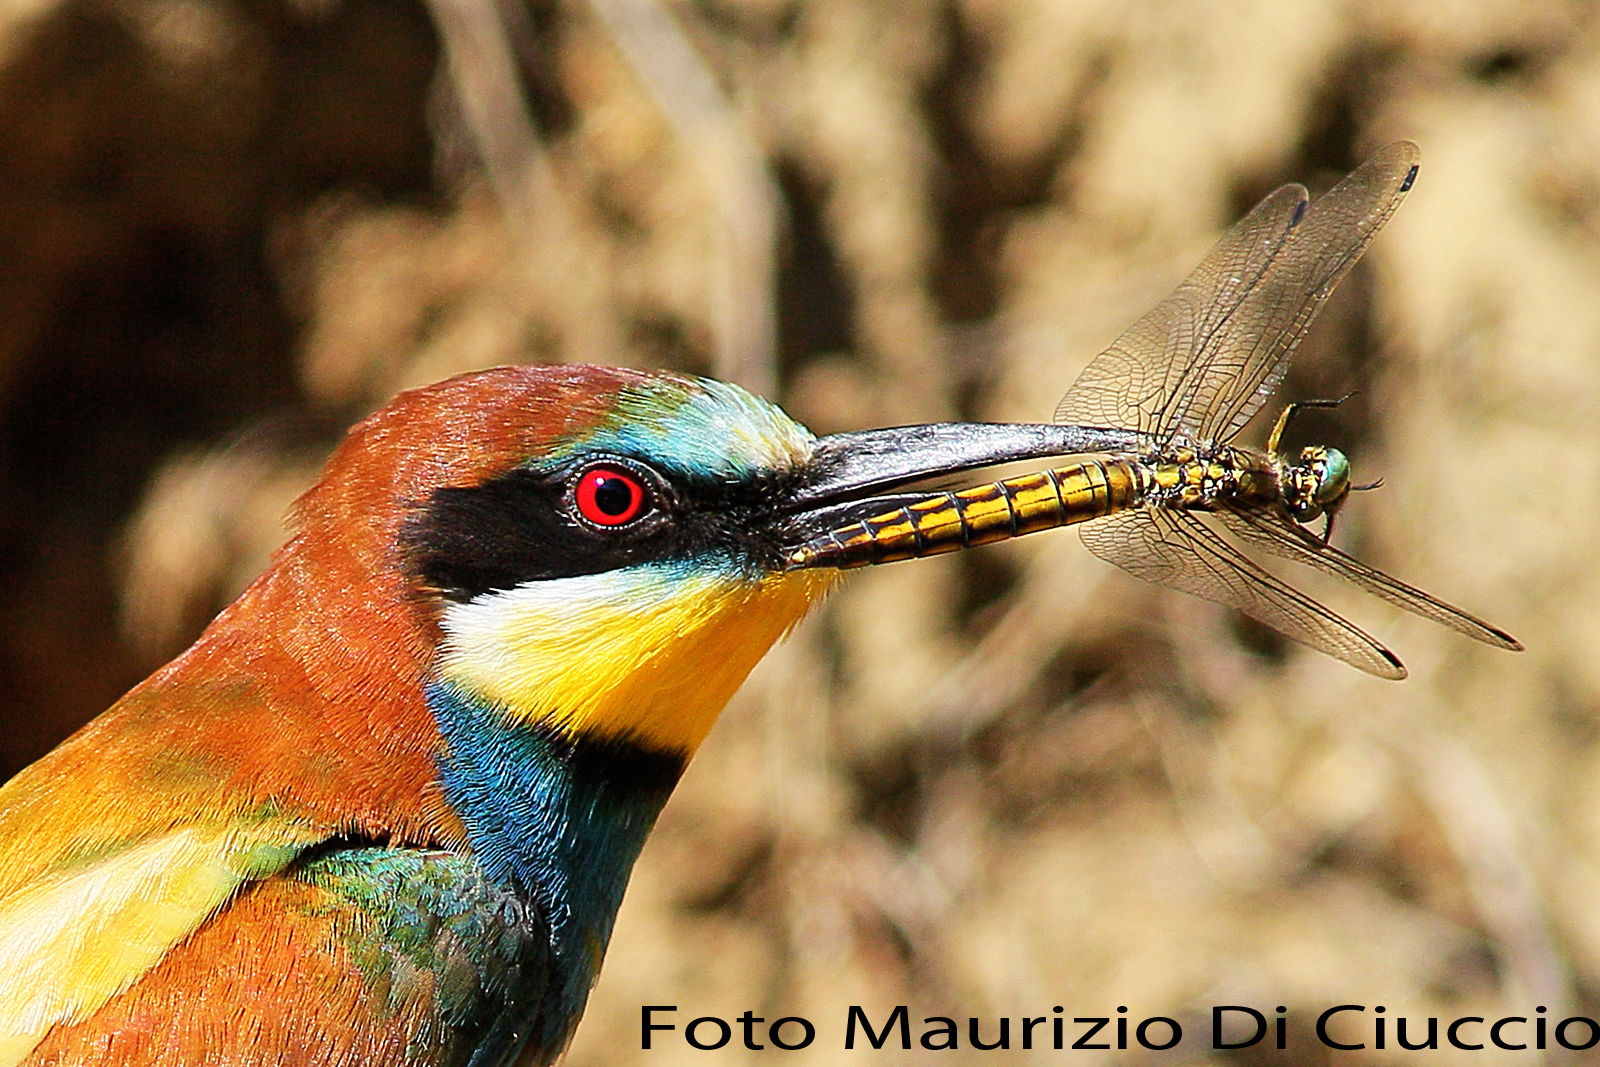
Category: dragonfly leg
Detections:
[
  {"x1": 1320, "y1": 475, "x2": 1387, "y2": 542},
  {"x1": 1312, "y1": 462, "x2": 1385, "y2": 545},
  {"x1": 1266, "y1": 392, "x2": 1361, "y2": 454}
]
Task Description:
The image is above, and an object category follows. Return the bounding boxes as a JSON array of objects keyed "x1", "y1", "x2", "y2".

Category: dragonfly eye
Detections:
[{"x1": 1310, "y1": 446, "x2": 1352, "y2": 510}]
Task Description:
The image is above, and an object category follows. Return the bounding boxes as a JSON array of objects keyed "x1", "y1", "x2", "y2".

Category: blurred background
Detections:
[{"x1": 0, "y1": 0, "x2": 1592, "y2": 1062}]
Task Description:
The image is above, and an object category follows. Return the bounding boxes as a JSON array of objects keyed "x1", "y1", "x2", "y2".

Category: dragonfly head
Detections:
[{"x1": 1280, "y1": 445, "x2": 1352, "y2": 526}]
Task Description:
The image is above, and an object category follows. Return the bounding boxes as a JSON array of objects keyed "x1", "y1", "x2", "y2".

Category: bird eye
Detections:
[{"x1": 573, "y1": 465, "x2": 649, "y2": 527}]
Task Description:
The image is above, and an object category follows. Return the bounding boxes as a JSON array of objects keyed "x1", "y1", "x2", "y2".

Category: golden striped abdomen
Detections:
[{"x1": 786, "y1": 458, "x2": 1150, "y2": 570}]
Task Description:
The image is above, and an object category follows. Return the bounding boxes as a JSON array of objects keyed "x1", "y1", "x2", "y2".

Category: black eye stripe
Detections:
[{"x1": 400, "y1": 458, "x2": 799, "y2": 600}]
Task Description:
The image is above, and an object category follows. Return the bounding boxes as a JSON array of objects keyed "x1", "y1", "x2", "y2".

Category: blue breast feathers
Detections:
[{"x1": 425, "y1": 679, "x2": 685, "y2": 1057}]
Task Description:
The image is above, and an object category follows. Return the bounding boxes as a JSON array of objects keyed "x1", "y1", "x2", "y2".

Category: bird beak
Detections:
[{"x1": 778, "y1": 420, "x2": 1135, "y2": 569}]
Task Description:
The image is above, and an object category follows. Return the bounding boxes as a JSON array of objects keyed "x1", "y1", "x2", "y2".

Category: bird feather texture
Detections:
[{"x1": 0, "y1": 365, "x2": 836, "y2": 1066}]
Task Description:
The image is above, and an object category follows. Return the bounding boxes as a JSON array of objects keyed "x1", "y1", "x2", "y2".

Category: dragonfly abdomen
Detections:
[{"x1": 785, "y1": 458, "x2": 1149, "y2": 570}]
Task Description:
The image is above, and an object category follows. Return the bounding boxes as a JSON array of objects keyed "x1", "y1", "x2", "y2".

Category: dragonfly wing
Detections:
[
  {"x1": 1186, "y1": 141, "x2": 1420, "y2": 443},
  {"x1": 1054, "y1": 182, "x2": 1308, "y2": 439},
  {"x1": 1080, "y1": 507, "x2": 1407, "y2": 679},
  {"x1": 1216, "y1": 505, "x2": 1523, "y2": 651},
  {"x1": 1057, "y1": 142, "x2": 1421, "y2": 446}
]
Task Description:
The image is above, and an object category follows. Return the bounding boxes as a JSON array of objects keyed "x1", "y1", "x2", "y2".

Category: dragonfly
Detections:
[{"x1": 785, "y1": 141, "x2": 1521, "y2": 679}]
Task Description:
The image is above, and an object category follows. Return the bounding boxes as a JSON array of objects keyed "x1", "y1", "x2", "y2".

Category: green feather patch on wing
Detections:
[{"x1": 293, "y1": 849, "x2": 551, "y2": 1039}]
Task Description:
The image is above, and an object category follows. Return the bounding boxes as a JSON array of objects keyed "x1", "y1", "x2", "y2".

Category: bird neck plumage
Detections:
[{"x1": 425, "y1": 678, "x2": 685, "y2": 1045}]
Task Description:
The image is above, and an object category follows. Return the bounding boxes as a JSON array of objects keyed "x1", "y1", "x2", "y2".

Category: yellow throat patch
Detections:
[{"x1": 437, "y1": 566, "x2": 837, "y2": 753}]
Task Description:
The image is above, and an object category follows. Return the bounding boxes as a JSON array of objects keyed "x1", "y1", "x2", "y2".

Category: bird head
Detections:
[{"x1": 285, "y1": 363, "x2": 1125, "y2": 762}]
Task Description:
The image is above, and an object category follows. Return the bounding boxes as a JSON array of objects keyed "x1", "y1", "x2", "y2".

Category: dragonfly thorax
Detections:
[
  {"x1": 1277, "y1": 444, "x2": 1351, "y2": 523},
  {"x1": 1143, "y1": 445, "x2": 1258, "y2": 509}
]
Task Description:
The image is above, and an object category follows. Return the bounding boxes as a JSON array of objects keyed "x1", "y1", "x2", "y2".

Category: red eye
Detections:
[{"x1": 574, "y1": 466, "x2": 647, "y2": 526}]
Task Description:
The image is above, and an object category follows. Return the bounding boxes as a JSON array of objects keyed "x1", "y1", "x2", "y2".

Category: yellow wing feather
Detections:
[{"x1": 0, "y1": 824, "x2": 315, "y2": 1065}]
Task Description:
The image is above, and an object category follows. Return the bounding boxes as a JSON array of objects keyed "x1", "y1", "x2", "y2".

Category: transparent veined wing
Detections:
[
  {"x1": 1052, "y1": 184, "x2": 1306, "y2": 441},
  {"x1": 1214, "y1": 505, "x2": 1523, "y2": 651},
  {"x1": 1056, "y1": 142, "x2": 1420, "y2": 448},
  {"x1": 1078, "y1": 507, "x2": 1407, "y2": 679}
]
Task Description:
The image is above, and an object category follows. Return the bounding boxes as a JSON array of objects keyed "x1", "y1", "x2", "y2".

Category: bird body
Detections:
[{"x1": 0, "y1": 365, "x2": 844, "y2": 1066}]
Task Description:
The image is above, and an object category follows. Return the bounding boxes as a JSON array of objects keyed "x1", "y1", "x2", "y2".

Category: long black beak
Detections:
[{"x1": 777, "y1": 421, "x2": 1135, "y2": 566}]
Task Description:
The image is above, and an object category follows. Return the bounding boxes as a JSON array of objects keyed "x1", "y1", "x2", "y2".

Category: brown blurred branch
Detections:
[
  {"x1": 424, "y1": 0, "x2": 554, "y2": 214},
  {"x1": 587, "y1": 0, "x2": 779, "y2": 395}
]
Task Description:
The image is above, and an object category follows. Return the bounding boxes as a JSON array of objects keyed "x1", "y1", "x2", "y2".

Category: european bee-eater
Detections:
[
  {"x1": 0, "y1": 364, "x2": 1131, "y2": 1066},
  {"x1": 0, "y1": 143, "x2": 1519, "y2": 1065}
]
